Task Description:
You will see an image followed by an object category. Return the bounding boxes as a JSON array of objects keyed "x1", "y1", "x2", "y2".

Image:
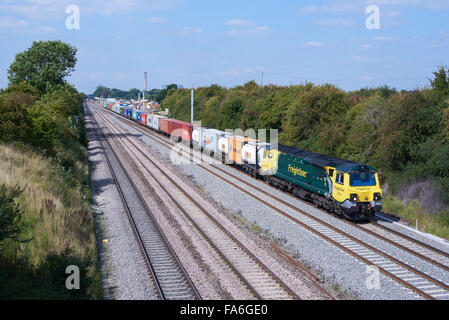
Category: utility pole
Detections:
[
  {"x1": 144, "y1": 72, "x2": 148, "y2": 109},
  {"x1": 257, "y1": 70, "x2": 264, "y2": 87},
  {"x1": 191, "y1": 85, "x2": 194, "y2": 124}
]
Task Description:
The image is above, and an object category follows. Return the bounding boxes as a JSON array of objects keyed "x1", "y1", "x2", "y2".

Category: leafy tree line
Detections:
[
  {"x1": 92, "y1": 84, "x2": 179, "y2": 103},
  {"x1": 159, "y1": 68, "x2": 449, "y2": 206},
  {"x1": 0, "y1": 40, "x2": 99, "y2": 299}
]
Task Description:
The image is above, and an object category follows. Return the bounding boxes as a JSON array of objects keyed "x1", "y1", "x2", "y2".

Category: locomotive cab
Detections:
[{"x1": 328, "y1": 164, "x2": 382, "y2": 220}]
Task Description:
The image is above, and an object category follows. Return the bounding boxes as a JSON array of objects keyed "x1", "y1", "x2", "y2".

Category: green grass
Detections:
[
  {"x1": 382, "y1": 194, "x2": 449, "y2": 241},
  {"x1": 0, "y1": 143, "x2": 103, "y2": 299}
]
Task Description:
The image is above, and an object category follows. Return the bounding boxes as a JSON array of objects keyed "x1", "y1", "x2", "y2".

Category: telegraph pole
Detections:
[
  {"x1": 191, "y1": 85, "x2": 194, "y2": 124},
  {"x1": 257, "y1": 70, "x2": 264, "y2": 87},
  {"x1": 143, "y1": 72, "x2": 147, "y2": 109}
]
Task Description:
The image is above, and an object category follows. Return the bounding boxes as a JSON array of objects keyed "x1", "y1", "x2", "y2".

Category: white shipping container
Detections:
[
  {"x1": 151, "y1": 115, "x2": 167, "y2": 131},
  {"x1": 147, "y1": 114, "x2": 153, "y2": 128},
  {"x1": 203, "y1": 129, "x2": 225, "y2": 155},
  {"x1": 192, "y1": 127, "x2": 203, "y2": 146},
  {"x1": 242, "y1": 142, "x2": 270, "y2": 166},
  {"x1": 218, "y1": 136, "x2": 230, "y2": 156}
]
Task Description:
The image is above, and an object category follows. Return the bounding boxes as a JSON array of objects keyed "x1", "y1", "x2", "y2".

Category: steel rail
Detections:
[
  {"x1": 89, "y1": 105, "x2": 201, "y2": 300},
  {"x1": 97, "y1": 110, "x2": 302, "y2": 300}
]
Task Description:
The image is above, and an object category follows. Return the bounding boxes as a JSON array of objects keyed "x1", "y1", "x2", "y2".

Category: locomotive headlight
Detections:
[
  {"x1": 373, "y1": 193, "x2": 382, "y2": 201},
  {"x1": 350, "y1": 194, "x2": 358, "y2": 202}
]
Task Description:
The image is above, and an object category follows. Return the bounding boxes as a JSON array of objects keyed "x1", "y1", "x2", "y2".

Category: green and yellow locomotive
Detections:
[{"x1": 258, "y1": 144, "x2": 382, "y2": 220}]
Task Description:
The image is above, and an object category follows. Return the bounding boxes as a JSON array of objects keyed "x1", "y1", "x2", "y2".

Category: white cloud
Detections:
[
  {"x1": 362, "y1": 0, "x2": 449, "y2": 10},
  {"x1": 147, "y1": 17, "x2": 166, "y2": 23},
  {"x1": 224, "y1": 19, "x2": 254, "y2": 27},
  {"x1": 299, "y1": 3, "x2": 359, "y2": 14},
  {"x1": 39, "y1": 25, "x2": 55, "y2": 32},
  {"x1": 0, "y1": 16, "x2": 29, "y2": 28},
  {"x1": 300, "y1": 0, "x2": 448, "y2": 17},
  {"x1": 179, "y1": 26, "x2": 202, "y2": 35},
  {"x1": 305, "y1": 41, "x2": 324, "y2": 47},
  {"x1": 374, "y1": 36, "x2": 399, "y2": 41},
  {"x1": 314, "y1": 18, "x2": 357, "y2": 27},
  {"x1": 352, "y1": 55, "x2": 373, "y2": 62},
  {"x1": 217, "y1": 66, "x2": 262, "y2": 77},
  {"x1": 224, "y1": 26, "x2": 270, "y2": 36},
  {"x1": 426, "y1": 40, "x2": 449, "y2": 48},
  {"x1": 0, "y1": 0, "x2": 175, "y2": 20},
  {"x1": 223, "y1": 19, "x2": 270, "y2": 37},
  {"x1": 360, "y1": 43, "x2": 373, "y2": 49}
]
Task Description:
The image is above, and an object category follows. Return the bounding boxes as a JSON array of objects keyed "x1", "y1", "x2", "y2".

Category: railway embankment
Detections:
[
  {"x1": 0, "y1": 41, "x2": 102, "y2": 299},
  {"x1": 0, "y1": 143, "x2": 102, "y2": 299}
]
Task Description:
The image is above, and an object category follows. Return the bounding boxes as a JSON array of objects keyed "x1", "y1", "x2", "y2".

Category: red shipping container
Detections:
[
  {"x1": 141, "y1": 113, "x2": 149, "y2": 126},
  {"x1": 160, "y1": 119, "x2": 194, "y2": 142},
  {"x1": 160, "y1": 118, "x2": 170, "y2": 135}
]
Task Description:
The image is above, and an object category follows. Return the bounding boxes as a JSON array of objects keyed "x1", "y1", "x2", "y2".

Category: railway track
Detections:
[
  {"x1": 354, "y1": 222, "x2": 449, "y2": 273},
  {"x1": 94, "y1": 107, "x2": 303, "y2": 300},
  {"x1": 88, "y1": 106, "x2": 201, "y2": 300},
  {"x1": 98, "y1": 105, "x2": 449, "y2": 300}
]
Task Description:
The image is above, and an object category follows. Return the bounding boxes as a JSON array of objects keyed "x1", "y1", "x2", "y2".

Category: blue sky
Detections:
[{"x1": 1, "y1": 0, "x2": 449, "y2": 93}]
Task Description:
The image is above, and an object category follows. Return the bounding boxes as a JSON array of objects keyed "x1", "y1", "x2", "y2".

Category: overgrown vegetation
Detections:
[
  {"x1": 0, "y1": 40, "x2": 101, "y2": 299},
  {"x1": 157, "y1": 67, "x2": 449, "y2": 236}
]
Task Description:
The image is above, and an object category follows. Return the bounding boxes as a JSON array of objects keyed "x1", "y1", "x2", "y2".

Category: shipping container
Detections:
[
  {"x1": 141, "y1": 113, "x2": 149, "y2": 126},
  {"x1": 203, "y1": 129, "x2": 226, "y2": 156},
  {"x1": 150, "y1": 114, "x2": 167, "y2": 131},
  {"x1": 218, "y1": 136, "x2": 230, "y2": 156},
  {"x1": 228, "y1": 136, "x2": 258, "y2": 164},
  {"x1": 146, "y1": 114, "x2": 153, "y2": 128},
  {"x1": 192, "y1": 127, "x2": 204, "y2": 147},
  {"x1": 160, "y1": 118, "x2": 194, "y2": 142},
  {"x1": 241, "y1": 142, "x2": 270, "y2": 168}
]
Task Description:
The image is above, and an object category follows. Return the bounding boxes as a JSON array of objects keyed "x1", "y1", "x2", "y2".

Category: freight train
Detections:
[{"x1": 102, "y1": 102, "x2": 382, "y2": 221}]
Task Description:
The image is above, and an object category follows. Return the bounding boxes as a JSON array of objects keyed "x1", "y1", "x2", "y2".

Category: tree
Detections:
[
  {"x1": 126, "y1": 88, "x2": 142, "y2": 100},
  {"x1": 157, "y1": 84, "x2": 178, "y2": 102},
  {"x1": 8, "y1": 41, "x2": 77, "y2": 94},
  {"x1": 0, "y1": 185, "x2": 24, "y2": 245},
  {"x1": 92, "y1": 85, "x2": 110, "y2": 98},
  {"x1": 429, "y1": 66, "x2": 449, "y2": 95}
]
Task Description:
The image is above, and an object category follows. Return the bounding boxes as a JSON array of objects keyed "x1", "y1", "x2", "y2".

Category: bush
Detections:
[
  {"x1": 0, "y1": 184, "x2": 24, "y2": 245},
  {"x1": 28, "y1": 100, "x2": 59, "y2": 151},
  {"x1": 0, "y1": 92, "x2": 34, "y2": 143},
  {"x1": 0, "y1": 248, "x2": 93, "y2": 299}
]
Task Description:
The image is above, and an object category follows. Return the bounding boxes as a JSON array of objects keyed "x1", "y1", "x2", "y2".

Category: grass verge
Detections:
[
  {"x1": 382, "y1": 194, "x2": 449, "y2": 241},
  {"x1": 0, "y1": 143, "x2": 103, "y2": 299}
]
